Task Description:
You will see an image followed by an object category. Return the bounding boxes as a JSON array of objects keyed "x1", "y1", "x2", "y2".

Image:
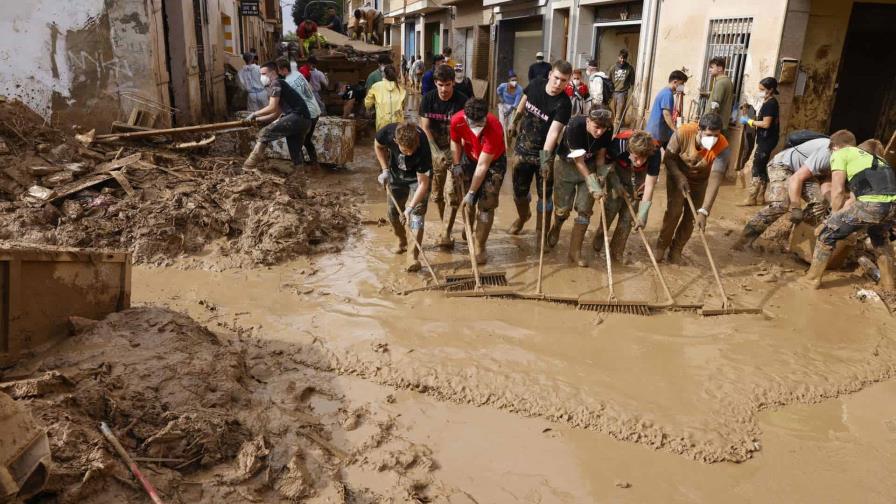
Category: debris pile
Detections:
[
  {"x1": 3, "y1": 308, "x2": 455, "y2": 503},
  {"x1": 0, "y1": 99, "x2": 359, "y2": 267}
]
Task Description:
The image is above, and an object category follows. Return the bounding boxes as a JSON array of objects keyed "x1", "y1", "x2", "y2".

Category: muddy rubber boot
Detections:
[
  {"x1": 568, "y1": 222, "x2": 588, "y2": 267},
  {"x1": 546, "y1": 213, "x2": 566, "y2": 249},
  {"x1": 438, "y1": 206, "x2": 458, "y2": 249},
  {"x1": 609, "y1": 230, "x2": 627, "y2": 263},
  {"x1": 391, "y1": 220, "x2": 407, "y2": 254},
  {"x1": 732, "y1": 223, "x2": 763, "y2": 251},
  {"x1": 243, "y1": 142, "x2": 267, "y2": 168},
  {"x1": 802, "y1": 243, "x2": 833, "y2": 289},
  {"x1": 875, "y1": 245, "x2": 896, "y2": 290},
  {"x1": 654, "y1": 238, "x2": 670, "y2": 262},
  {"x1": 737, "y1": 177, "x2": 760, "y2": 206},
  {"x1": 508, "y1": 199, "x2": 531, "y2": 235},
  {"x1": 667, "y1": 244, "x2": 684, "y2": 264},
  {"x1": 474, "y1": 211, "x2": 494, "y2": 265},
  {"x1": 405, "y1": 228, "x2": 423, "y2": 272}
]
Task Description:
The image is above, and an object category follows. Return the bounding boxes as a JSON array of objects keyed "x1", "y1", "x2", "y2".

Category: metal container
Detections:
[{"x1": 0, "y1": 246, "x2": 131, "y2": 366}]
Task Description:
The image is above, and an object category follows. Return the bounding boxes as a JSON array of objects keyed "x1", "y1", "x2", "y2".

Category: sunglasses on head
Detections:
[{"x1": 588, "y1": 109, "x2": 612, "y2": 120}]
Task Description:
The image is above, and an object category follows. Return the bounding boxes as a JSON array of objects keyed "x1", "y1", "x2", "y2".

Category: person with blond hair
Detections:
[{"x1": 374, "y1": 121, "x2": 432, "y2": 272}]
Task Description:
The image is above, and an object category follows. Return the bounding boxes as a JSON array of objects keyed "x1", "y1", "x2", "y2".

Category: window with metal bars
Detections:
[{"x1": 701, "y1": 17, "x2": 752, "y2": 111}]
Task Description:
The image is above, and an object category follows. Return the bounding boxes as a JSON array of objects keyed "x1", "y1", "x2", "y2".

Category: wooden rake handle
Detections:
[
  {"x1": 619, "y1": 189, "x2": 675, "y2": 305},
  {"x1": 597, "y1": 190, "x2": 616, "y2": 302},
  {"x1": 535, "y1": 164, "x2": 548, "y2": 295},
  {"x1": 683, "y1": 191, "x2": 730, "y2": 308},
  {"x1": 456, "y1": 174, "x2": 482, "y2": 290},
  {"x1": 385, "y1": 184, "x2": 440, "y2": 285}
]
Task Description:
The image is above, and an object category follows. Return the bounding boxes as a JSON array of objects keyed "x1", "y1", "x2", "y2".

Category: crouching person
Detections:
[
  {"x1": 804, "y1": 134, "x2": 896, "y2": 289},
  {"x1": 374, "y1": 122, "x2": 432, "y2": 272},
  {"x1": 444, "y1": 98, "x2": 507, "y2": 264},
  {"x1": 550, "y1": 107, "x2": 613, "y2": 266}
]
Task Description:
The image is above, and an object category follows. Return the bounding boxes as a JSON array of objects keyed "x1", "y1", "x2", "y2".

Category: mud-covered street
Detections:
[{"x1": 126, "y1": 144, "x2": 896, "y2": 502}]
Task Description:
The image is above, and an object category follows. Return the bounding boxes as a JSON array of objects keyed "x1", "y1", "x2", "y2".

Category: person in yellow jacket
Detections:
[{"x1": 364, "y1": 65, "x2": 407, "y2": 131}]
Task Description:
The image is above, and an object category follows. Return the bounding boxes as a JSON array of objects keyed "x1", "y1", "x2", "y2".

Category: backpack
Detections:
[
  {"x1": 588, "y1": 74, "x2": 611, "y2": 105},
  {"x1": 785, "y1": 129, "x2": 828, "y2": 149}
]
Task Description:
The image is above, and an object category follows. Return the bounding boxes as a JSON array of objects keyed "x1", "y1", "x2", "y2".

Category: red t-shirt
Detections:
[
  {"x1": 449, "y1": 111, "x2": 505, "y2": 161},
  {"x1": 298, "y1": 21, "x2": 317, "y2": 39},
  {"x1": 299, "y1": 64, "x2": 312, "y2": 79}
]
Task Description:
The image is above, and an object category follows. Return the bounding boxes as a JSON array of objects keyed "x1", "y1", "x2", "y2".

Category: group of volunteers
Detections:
[{"x1": 242, "y1": 47, "x2": 896, "y2": 290}]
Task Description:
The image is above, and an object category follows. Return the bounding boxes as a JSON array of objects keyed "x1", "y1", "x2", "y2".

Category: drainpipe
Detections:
[
  {"x1": 568, "y1": 0, "x2": 580, "y2": 66},
  {"x1": 637, "y1": 0, "x2": 661, "y2": 121}
]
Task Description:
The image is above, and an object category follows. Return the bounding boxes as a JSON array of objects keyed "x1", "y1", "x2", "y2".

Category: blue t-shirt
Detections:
[
  {"x1": 421, "y1": 70, "x2": 436, "y2": 95},
  {"x1": 496, "y1": 83, "x2": 523, "y2": 106},
  {"x1": 646, "y1": 87, "x2": 675, "y2": 144}
]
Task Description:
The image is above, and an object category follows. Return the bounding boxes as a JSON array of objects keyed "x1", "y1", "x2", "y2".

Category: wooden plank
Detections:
[
  {"x1": 109, "y1": 170, "x2": 135, "y2": 196},
  {"x1": 49, "y1": 173, "x2": 113, "y2": 201},
  {"x1": 94, "y1": 153, "x2": 142, "y2": 174}
]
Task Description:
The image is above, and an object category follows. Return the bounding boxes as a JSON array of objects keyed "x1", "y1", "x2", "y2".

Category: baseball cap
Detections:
[{"x1": 536, "y1": 51, "x2": 544, "y2": 59}]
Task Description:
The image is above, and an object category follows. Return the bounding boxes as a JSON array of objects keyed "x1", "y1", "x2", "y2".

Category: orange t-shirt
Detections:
[{"x1": 667, "y1": 123, "x2": 730, "y2": 180}]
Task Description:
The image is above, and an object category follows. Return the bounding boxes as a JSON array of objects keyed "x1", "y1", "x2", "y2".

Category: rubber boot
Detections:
[
  {"x1": 568, "y1": 222, "x2": 588, "y2": 267},
  {"x1": 654, "y1": 238, "x2": 670, "y2": 263},
  {"x1": 737, "y1": 177, "x2": 761, "y2": 206},
  {"x1": 757, "y1": 182, "x2": 767, "y2": 206},
  {"x1": 609, "y1": 229, "x2": 628, "y2": 263},
  {"x1": 732, "y1": 223, "x2": 763, "y2": 251},
  {"x1": 390, "y1": 219, "x2": 407, "y2": 254},
  {"x1": 875, "y1": 245, "x2": 896, "y2": 290},
  {"x1": 243, "y1": 142, "x2": 266, "y2": 168},
  {"x1": 406, "y1": 227, "x2": 423, "y2": 272},
  {"x1": 546, "y1": 213, "x2": 567, "y2": 249},
  {"x1": 438, "y1": 206, "x2": 458, "y2": 249},
  {"x1": 667, "y1": 245, "x2": 684, "y2": 265},
  {"x1": 803, "y1": 243, "x2": 833, "y2": 289},
  {"x1": 508, "y1": 199, "x2": 531, "y2": 235},
  {"x1": 474, "y1": 211, "x2": 494, "y2": 265}
]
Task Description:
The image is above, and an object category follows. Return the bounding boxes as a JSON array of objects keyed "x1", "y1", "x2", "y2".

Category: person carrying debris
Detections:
[
  {"x1": 803, "y1": 132, "x2": 896, "y2": 289},
  {"x1": 242, "y1": 61, "x2": 313, "y2": 169},
  {"x1": 656, "y1": 112, "x2": 730, "y2": 263},
  {"x1": 297, "y1": 18, "x2": 324, "y2": 58},
  {"x1": 549, "y1": 107, "x2": 613, "y2": 266},
  {"x1": 238, "y1": 52, "x2": 267, "y2": 112},
  {"x1": 365, "y1": 65, "x2": 406, "y2": 131},
  {"x1": 375, "y1": 121, "x2": 432, "y2": 272},
  {"x1": 279, "y1": 58, "x2": 321, "y2": 168},
  {"x1": 506, "y1": 60, "x2": 573, "y2": 242},
  {"x1": 353, "y1": 6, "x2": 384, "y2": 45},
  {"x1": 731, "y1": 133, "x2": 845, "y2": 251},
  {"x1": 420, "y1": 64, "x2": 469, "y2": 228},
  {"x1": 591, "y1": 128, "x2": 663, "y2": 262},
  {"x1": 444, "y1": 98, "x2": 507, "y2": 264}
]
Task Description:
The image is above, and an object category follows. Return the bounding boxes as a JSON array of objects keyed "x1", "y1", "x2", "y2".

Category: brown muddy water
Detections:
[{"x1": 134, "y1": 144, "x2": 896, "y2": 502}]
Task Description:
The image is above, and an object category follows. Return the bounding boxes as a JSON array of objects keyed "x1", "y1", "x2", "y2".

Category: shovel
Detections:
[{"x1": 683, "y1": 191, "x2": 762, "y2": 316}]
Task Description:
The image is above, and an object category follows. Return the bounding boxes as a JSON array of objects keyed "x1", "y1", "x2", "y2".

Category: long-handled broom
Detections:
[
  {"x1": 618, "y1": 189, "x2": 701, "y2": 312},
  {"x1": 577, "y1": 182, "x2": 653, "y2": 315},
  {"x1": 683, "y1": 191, "x2": 762, "y2": 316}
]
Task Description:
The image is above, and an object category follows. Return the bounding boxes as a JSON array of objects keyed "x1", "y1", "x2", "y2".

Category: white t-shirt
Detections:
[{"x1": 771, "y1": 137, "x2": 832, "y2": 176}]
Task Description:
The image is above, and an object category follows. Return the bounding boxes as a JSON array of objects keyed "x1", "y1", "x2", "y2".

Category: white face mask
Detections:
[
  {"x1": 470, "y1": 126, "x2": 484, "y2": 136},
  {"x1": 260, "y1": 75, "x2": 270, "y2": 86},
  {"x1": 676, "y1": 84, "x2": 685, "y2": 93},
  {"x1": 700, "y1": 135, "x2": 718, "y2": 150},
  {"x1": 573, "y1": 79, "x2": 581, "y2": 85},
  {"x1": 509, "y1": 80, "x2": 518, "y2": 86}
]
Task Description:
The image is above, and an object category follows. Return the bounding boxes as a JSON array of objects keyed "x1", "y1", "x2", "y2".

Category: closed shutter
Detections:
[{"x1": 473, "y1": 25, "x2": 490, "y2": 81}]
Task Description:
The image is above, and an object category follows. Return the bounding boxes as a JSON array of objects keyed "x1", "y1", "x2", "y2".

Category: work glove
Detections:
[
  {"x1": 450, "y1": 163, "x2": 464, "y2": 178},
  {"x1": 462, "y1": 191, "x2": 476, "y2": 208},
  {"x1": 377, "y1": 170, "x2": 391, "y2": 186},
  {"x1": 401, "y1": 205, "x2": 413, "y2": 225},
  {"x1": 789, "y1": 207, "x2": 804, "y2": 225},
  {"x1": 241, "y1": 117, "x2": 254, "y2": 126},
  {"x1": 586, "y1": 173, "x2": 603, "y2": 199},
  {"x1": 538, "y1": 150, "x2": 554, "y2": 177},
  {"x1": 695, "y1": 212, "x2": 707, "y2": 231},
  {"x1": 247, "y1": 112, "x2": 258, "y2": 121},
  {"x1": 637, "y1": 200, "x2": 652, "y2": 229},
  {"x1": 805, "y1": 200, "x2": 830, "y2": 220},
  {"x1": 738, "y1": 116, "x2": 749, "y2": 125}
]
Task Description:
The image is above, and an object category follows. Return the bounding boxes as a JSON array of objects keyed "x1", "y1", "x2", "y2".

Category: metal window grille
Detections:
[{"x1": 701, "y1": 17, "x2": 752, "y2": 113}]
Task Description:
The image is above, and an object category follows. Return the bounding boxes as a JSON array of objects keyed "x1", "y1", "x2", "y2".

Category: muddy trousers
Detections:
[
  {"x1": 657, "y1": 170, "x2": 708, "y2": 256},
  {"x1": 745, "y1": 163, "x2": 822, "y2": 234},
  {"x1": 590, "y1": 168, "x2": 637, "y2": 259},
  {"x1": 429, "y1": 149, "x2": 451, "y2": 216},
  {"x1": 751, "y1": 138, "x2": 775, "y2": 183},
  {"x1": 265, "y1": 113, "x2": 310, "y2": 165},
  {"x1": 818, "y1": 201, "x2": 896, "y2": 249},
  {"x1": 386, "y1": 180, "x2": 429, "y2": 256},
  {"x1": 303, "y1": 116, "x2": 319, "y2": 163},
  {"x1": 443, "y1": 154, "x2": 507, "y2": 239},
  {"x1": 553, "y1": 157, "x2": 595, "y2": 223},
  {"x1": 512, "y1": 156, "x2": 553, "y2": 214}
]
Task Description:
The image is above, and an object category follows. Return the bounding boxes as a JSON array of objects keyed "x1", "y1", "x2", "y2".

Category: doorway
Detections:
[
  {"x1": 592, "y1": 22, "x2": 640, "y2": 73},
  {"x1": 829, "y1": 3, "x2": 896, "y2": 142}
]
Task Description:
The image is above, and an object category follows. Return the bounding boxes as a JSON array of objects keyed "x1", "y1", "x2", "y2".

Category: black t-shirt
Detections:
[
  {"x1": 609, "y1": 134, "x2": 661, "y2": 177},
  {"x1": 271, "y1": 77, "x2": 310, "y2": 118},
  {"x1": 515, "y1": 78, "x2": 573, "y2": 158},
  {"x1": 375, "y1": 124, "x2": 432, "y2": 184},
  {"x1": 420, "y1": 89, "x2": 468, "y2": 149},
  {"x1": 455, "y1": 79, "x2": 474, "y2": 100},
  {"x1": 757, "y1": 97, "x2": 779, "y2": 146},
  {"x1": 528, "y1": 61, "x2": 551, "y2": 81},
  {"x1": 557, "y1": 116, "x2": 612, "y2": 164}
]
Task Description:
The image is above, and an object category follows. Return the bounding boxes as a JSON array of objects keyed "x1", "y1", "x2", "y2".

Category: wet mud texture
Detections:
[
  {"x1": 0, "y1": 99, "x2": 359, "y2": 268},
  {"x1": 4, "y1": 307, "x2": 469, "y2": 503}
]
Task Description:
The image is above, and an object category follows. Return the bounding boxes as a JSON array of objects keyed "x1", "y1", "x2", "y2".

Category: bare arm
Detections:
[
  {"x1": 543, "y1": 120, "x2": 565, "y2": 152},
  {"x1": 752, "y1": 115, "x2": 774, "y2": 129},
  {"x1": 514, "y1": 95, "x2": 528, "y2": 117},
  {"x1": 451, "y1": 139, "x2": 462, "y2": 164},
  {"x1": 662, "y1": 109, "x2": 675, "y2": 131},
  {"x1": 469, "y1": 152, "x2": 495, "y2": 193},
  {"x1": 641, "y1": 174, "x2": 659, "y2": 204},
  {"x1": 374, "y1": 140, "x2": 390, "y2": 172},
  {"x1": 419, "y1": 117, "x2": 437, "y2": 144},
  {"x1": 701, "y1": 171, "x2": 726, "y2": 213},
  {"x1": 831, "y1": 171, "x2": 848, "y2": 212},
  {"x1": 254, "y1": 96, "x2": 281, "y2": 118},
  {"x1": 788, "y1": 166, "x2": 814, "y2": 208}
]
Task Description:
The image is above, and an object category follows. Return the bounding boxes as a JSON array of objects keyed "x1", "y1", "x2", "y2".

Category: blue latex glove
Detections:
[{"x1": 738, "y1": 116, "x2": 750, "y2": 125}]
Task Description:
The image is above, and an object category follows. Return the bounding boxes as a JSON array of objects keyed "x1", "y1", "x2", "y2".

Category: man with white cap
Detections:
[
  {"x1": 528, "y1": 52, "x2": 551, "y2": 82},
  {"x1": 453, "y1": 63, "x2": 475, "y2": 99}
]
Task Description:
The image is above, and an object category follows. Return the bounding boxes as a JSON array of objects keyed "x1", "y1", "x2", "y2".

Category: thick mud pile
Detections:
[
  {"x1": 0, "y1": 99, "x2": 359, "y2": 267},
  {"x1": 3, "y1": 308, "x2": 466, "y2": 503}
]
